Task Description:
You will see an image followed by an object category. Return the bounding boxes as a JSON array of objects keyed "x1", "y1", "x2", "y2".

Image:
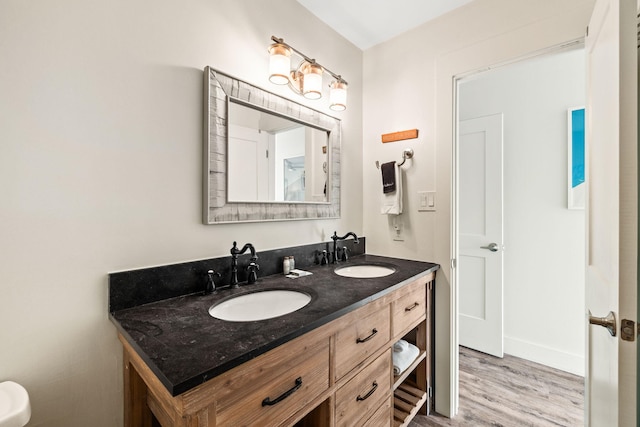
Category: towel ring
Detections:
[{"x1": 375, "y1": 148, "x2": 414, "y2": 169}]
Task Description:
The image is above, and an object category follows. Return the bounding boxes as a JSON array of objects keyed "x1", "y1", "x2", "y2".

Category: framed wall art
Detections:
[{"x1": 568, "y1": 107, "x2": 585, "y2": 210}]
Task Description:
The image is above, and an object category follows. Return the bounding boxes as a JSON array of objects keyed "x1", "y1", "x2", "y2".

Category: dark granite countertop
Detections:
[{"x1": 110, "y1": 254, "x2": 439, "y2": 396}]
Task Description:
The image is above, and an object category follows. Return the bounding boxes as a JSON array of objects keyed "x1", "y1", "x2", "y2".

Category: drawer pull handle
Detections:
[
  {"x1": 356, "y1": 381, "x2": 378, "y2": 401},
  {"x1": 356, "y1": 328, "x2": 378, "y2": 343},
  {"x1": 261, "y1": 377, "x2": 302, "y2": 407},
  {"x1": 405, "y1": 302, "x2": 420, "y2": 312}
]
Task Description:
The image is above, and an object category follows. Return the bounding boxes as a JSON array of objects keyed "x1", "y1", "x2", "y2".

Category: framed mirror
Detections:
[{"x1": 203, "y1": 67, "x2": 341, "y2": 224}]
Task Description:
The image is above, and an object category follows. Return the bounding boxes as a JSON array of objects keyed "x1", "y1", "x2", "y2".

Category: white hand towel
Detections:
[
  {"x1": 392, "y1": 340, "x2": 420, "y2": 376},
  {"x1": 381, "y1": 162, "x2": 402, "y2": 214},
  {"x1": 393, "y1": 339, "x2": 409, "y2": 352}
]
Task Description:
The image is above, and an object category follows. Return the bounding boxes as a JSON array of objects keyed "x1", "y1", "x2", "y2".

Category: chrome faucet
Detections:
[
  {"x1": 331, "y1": 231, "x2": 359, "y2": 263},
  {"x1": 230, "y1": 241, "x2": 258, "y2": 287}
]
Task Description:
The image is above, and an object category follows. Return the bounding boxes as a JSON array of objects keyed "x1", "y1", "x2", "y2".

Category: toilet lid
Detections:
[{"x1": 0, "y1": 381, "x2": 31, "y2": 427}]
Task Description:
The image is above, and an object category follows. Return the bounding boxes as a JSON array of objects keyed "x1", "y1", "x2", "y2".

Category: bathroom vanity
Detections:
[{"x1": 110, "y1": 254, "x2": 438, "y2": 427}]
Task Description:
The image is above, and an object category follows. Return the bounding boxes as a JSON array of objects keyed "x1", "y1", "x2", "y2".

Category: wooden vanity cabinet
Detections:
[{"x1": 120, "y1": 271, "x2": 435, "y2": 427}]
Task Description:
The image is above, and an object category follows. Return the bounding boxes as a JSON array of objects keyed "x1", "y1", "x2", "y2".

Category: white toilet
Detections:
[{"x1": 0, "y1": 382, "x2": 31, "y2": 427}]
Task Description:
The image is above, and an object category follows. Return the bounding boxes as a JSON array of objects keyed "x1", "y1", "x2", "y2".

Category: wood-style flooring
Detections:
[{"x1": 409, "y1": 346, "x2": 584, "y2": 427}]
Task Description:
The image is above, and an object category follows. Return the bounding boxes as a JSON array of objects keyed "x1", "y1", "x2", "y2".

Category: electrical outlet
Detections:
[{"x1": 393, "y1": 219, "x2": 404, "y2": 241}]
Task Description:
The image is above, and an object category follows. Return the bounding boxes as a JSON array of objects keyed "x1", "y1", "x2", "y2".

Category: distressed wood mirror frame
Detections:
[{"x1": 203, "y1": 66, "x2": 341, "y2": 224}]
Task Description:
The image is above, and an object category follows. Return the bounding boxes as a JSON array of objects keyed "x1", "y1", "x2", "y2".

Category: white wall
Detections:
[
  {"x1": 0, "y1": 1, "x2": 362, "y2": 426},
  {"x1": 363, "y1": 0, "x2": 594, "y2": 416},
  {"x1": 459, "y1": 48, "x2": 586, "y2": 375}
]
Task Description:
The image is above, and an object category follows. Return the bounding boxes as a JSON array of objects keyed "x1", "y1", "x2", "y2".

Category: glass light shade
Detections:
[
  {"x1": 329, "y1": 81, "x2": 348, "y2": 111},
  {"x1": 268, "y1": 43, "x2": 291, "y2": 85},
  {"x1": 302, "y1": 62, "x2": 323, "y2": 100}
]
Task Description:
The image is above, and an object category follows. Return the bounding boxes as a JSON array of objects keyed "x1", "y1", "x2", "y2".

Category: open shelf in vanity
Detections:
[{"x1": 389, "y1": 273, "x2": 434, "y2": 427}]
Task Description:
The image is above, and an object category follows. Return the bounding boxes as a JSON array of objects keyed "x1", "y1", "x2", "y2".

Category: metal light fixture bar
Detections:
[
  {"x1": 270, "y1": 36, "x2": 348, "y2": 85},
  {"x1": 269, "y1": 36, "x2": 348, "y2": 111}
]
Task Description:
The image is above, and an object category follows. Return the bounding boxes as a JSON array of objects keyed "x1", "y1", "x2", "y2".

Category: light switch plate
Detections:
[{"x1": 418, "y1": 191, "x2": 436, "y2": 211}]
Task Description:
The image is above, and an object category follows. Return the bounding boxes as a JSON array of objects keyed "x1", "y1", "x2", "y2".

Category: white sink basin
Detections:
[
  {"x1": 334, "y1": 264, "x2": 396, "y2": 278},
  {"x1": 0, "y1": 381, "x2": 30, "y2": 427},
  {"x1": 209, "y1": 290, "x2": 311, "y2": 322}
]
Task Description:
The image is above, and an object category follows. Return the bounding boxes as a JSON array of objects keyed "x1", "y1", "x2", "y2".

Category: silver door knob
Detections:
[
  {"x1": 588, "y1": 311, "x2": 616, "y2": 336},
  {"x1": 480, "y1": 243, "x2": 499, "y2": 252}
]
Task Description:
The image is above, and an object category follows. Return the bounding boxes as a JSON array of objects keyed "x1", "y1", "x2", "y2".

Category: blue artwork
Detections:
[
  {"x1": 571, "y1": 108, "x2": 585, "y2": 188},
  {"x1": 568, "y1": 107, "x2": 585, "y2": 209}
]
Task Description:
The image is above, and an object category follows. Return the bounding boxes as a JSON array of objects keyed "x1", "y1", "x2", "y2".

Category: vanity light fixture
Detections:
[{"x1": 268, "y1": 36, "x2": 348, "y2": 111}]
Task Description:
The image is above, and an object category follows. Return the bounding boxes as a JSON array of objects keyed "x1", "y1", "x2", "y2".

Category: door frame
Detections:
[{"x1": 450, "y1": 39, "x2": 585, "y2": 414}]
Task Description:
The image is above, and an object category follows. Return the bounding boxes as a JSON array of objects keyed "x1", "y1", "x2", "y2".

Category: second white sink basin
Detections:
[
  {"x1": 334, "y1": 264, "x2": 396, "y2": 278},
  {"x1": 209, "y1": 290, "x2": 311, "y2": 322}
]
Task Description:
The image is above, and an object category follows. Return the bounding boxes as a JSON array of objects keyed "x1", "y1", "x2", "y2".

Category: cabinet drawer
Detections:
[
  {"x1": 335, "y1": 303, "x2": 390, "y2": 380},
  {"x1": 392, "y1": 280, "x2": 426, "y2": 337},
  {"x1": 215, "y1": 338, "x2": 329, "y2": 427},
  {"x1": 335, "y1": 349, "x2": 392, "y2": 427},
  {"x1": 354, "y1": 396, "x2": 392, "y2": 427}
]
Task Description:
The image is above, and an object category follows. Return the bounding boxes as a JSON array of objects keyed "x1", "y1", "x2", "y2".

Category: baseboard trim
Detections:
[{"x1": 504, "y1": 336, "x2": 584, "y2": 377}]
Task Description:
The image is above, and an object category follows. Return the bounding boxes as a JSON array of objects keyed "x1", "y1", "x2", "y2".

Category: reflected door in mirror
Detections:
[{"x1": 228, "y1": 100, "x2": 328, "y2": 203}]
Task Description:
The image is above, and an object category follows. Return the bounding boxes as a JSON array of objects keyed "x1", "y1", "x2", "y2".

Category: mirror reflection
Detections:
[{"x1": 228, "y1": 100, "x2": 329, "y2": 203}]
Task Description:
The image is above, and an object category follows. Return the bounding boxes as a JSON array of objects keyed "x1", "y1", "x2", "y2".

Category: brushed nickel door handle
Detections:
[
  {"x1": 480, "y1": 243, "x2": 499, "y2": 252},
  {"x1": 588, "y1": 311, "x2": 616, "y2": 336}
]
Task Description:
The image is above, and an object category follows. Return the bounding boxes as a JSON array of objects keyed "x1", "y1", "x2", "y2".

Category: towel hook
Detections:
[{"x1": 375, "y1": 148, "x2": 414, "y2": 169}]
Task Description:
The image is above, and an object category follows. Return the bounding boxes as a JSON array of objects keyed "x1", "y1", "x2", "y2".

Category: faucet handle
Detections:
[
  {"x1": 320, "y1": 250, "x2": 328, "y2": 265},
  {"x1": 205, "y1": 270, "x2": 221, "y2": 295},
  {"x1": 341, "y1": 247, "x2": 350, "y2": 262},
  {"x1": 246, "y1": 262, "x2": 259, "y2": 284}
]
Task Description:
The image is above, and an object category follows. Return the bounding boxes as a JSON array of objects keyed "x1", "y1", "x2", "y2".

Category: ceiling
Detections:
[{"x1": 296, "y1": 0, "x2": 475, "y2": 50}]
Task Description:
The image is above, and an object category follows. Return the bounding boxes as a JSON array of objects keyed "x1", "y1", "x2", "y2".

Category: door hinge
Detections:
[
  {"x1": 621, "y1": 319, "x2": 636, "y2": 342},
  {"x1": 451, "y1": 258, "x2": 456, "y2": 269},
  {"x1": 428, "y1": 386, "x2": 433, "y2": 398},
  {"x1": 266, "y1": 149, "x2": 269, "y2": 158}
]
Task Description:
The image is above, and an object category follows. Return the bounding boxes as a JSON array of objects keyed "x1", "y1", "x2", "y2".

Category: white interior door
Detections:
[
  {"x1": 228, "y1": 124, "x2": 269, "y2": 201},
  {"x1": 458, "y1": 113, "x2": 504, "y2": 357},
  {"x1": 585, "y1": 0, "x2": 637, "y2": 425}
]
